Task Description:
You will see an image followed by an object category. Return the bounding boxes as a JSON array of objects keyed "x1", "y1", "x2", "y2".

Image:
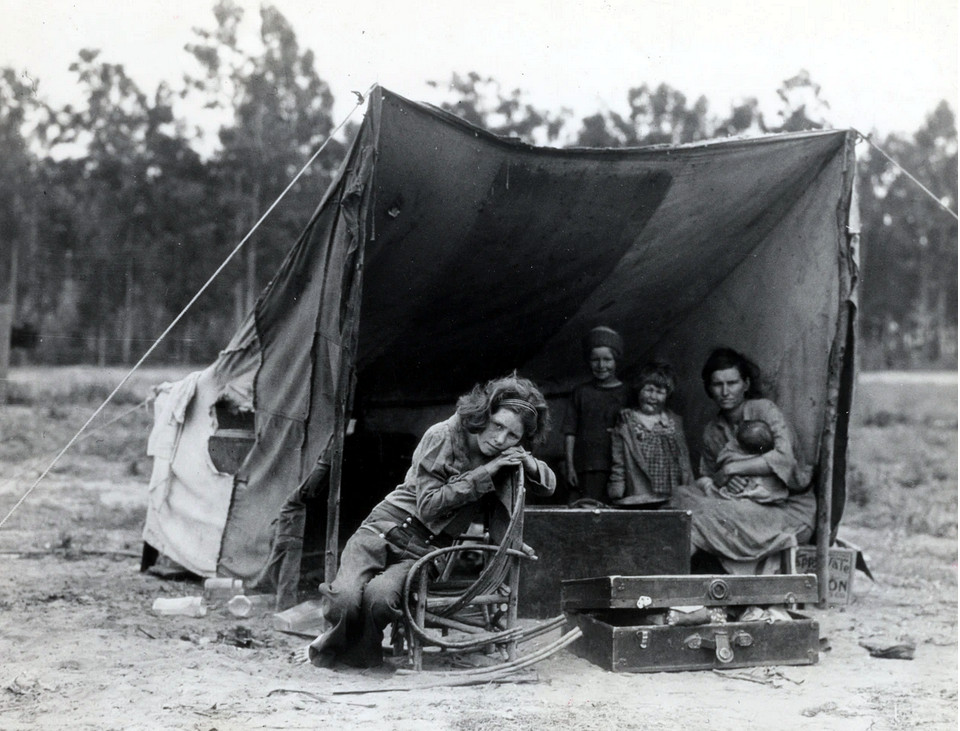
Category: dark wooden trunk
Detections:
[
  {"x1": 570, "y1": 610, "x2": 820, "y2": 673},
  {"x1": 518, "y1": 509, "x2": 691, "y2": 618},
  {"x1": 563, "y1": 573, "x2": 820, "y2": 672},
  {"x1": 563, "y1": 574, "x2": 818, "y2": 611}
]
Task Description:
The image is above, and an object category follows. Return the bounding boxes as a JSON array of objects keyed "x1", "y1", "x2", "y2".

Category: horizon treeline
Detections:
[{"x1": 1, "y1": 1, "x2": 956, "y2": 370}]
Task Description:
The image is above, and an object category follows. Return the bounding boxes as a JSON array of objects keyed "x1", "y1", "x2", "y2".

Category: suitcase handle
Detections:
[{"x1": 683, "y1": 629, "x2": 753, "y2": 663}]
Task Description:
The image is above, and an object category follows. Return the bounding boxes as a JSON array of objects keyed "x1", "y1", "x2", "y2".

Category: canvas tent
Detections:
[{"x1": 144, "y1": 86, "x2": 859, "y2": 604}]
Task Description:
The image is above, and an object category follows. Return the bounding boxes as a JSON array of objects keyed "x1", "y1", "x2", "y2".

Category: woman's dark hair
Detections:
[
  {"x1": 700, "y1": 347, "x2": 763, "y2": 399},
  {"x1": 635, "y1": 361, "x2": 677, "y2": 396},
  {"x1": 457, "y1": 373, "x2": 551, "y2": 447}
]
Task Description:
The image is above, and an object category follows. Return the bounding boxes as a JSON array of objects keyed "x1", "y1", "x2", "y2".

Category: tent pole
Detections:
[
  {"x1": 323, "y1": 225, "x2": 367, "y2": 585},
  {"x1": 816, "y1": 302, "x2": 853, "y2": 606},
  {"x1": 815, "y1": 134, "x2": 858, "y2": 606},
  {"x1": 324, "y1": 383, "x2": 347, "y2": 583}
]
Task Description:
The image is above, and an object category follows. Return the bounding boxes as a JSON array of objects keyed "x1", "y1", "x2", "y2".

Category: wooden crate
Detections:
[{"x1": 518, "y1": 509, "x2": 691, "y2": 618}]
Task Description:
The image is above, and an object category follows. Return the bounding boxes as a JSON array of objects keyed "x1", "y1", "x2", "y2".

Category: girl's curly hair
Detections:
[
  {"x1": 635, "y1": 361, "x2": 677, "y2": 396},
  {"x1": 456, "y1": 373, "x2": 551, "y2": 447}
]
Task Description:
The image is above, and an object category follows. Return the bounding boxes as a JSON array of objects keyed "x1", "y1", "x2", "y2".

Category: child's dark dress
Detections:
[{"x1": 562, "y1": 382, "x2": 634, "y2": 502}]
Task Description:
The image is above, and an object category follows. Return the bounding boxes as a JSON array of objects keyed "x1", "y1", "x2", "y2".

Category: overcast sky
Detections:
[{"x1": 2, "y1": 0, "x2": 957, "y2": 140}]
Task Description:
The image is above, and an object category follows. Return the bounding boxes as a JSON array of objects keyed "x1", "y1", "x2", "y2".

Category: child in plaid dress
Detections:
[{"x1": 608, "y1": 361, "x2": 693, "y2": 507}]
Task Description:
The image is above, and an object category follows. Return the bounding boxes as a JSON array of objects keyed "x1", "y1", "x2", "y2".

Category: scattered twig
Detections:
[
  {"x1": 136, "y1": 626, "x2": 157, "y2": 640},
  {"x1": 267, "y1": 688, "x2": 376, "y2": 708},
  {"x1": 332, "y1": 674, "x2": 540, "y2": 695},
  {"x1": 713, "y1": 667, "x2": 804, "y2": 688},
  {"x1": 772, "y1": 669, "x2": 805, "y2": 685},
  {"x1": 335, "y1": 627, "x2": 581, "y2": 694},
  {"x1": 712, "y1": 669, "x2": 774, "y2": 687}
]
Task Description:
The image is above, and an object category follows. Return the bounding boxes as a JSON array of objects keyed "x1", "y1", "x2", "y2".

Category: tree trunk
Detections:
[
  {"x1": 122, "y1": 256, "x2": 134, "y2": 364},
  {"x1": 244, "y1": 181, "x2": 261, "y2": 316},
  {"x1": 0, "y1": 304, "x2": 10, "y2": 404},
  {"x1": 97, "y1": 322, "x2": 107, "y2": 366},
  {"x1": 245, "y1": 240, "x2": 256, "y2": 316},
  {"x1": 233, "y1": 281, "x2": 245, "y2": 330},
  {"x1": 0, "y1": 224, "x2": 15, "y2": 403}
]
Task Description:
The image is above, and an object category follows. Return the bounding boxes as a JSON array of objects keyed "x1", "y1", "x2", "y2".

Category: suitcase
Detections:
[{"x1": 563, "y1": 574, "x2": 820, "y2": 673}]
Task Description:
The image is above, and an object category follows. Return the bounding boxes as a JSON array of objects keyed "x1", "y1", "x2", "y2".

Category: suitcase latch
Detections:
[
  {"x1": 708, "y1": 578, "x2": 729, "y2": 601},
  {"x1": 683, "y1": 630, "x2": 753, "y2": 663}
]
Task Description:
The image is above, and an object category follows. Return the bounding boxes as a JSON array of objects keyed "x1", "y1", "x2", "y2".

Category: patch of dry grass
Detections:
[
  {"x1": 5, "y1": 365, "x2": 195, "y2": 406},
  {"x1": 845, "y1": 373, "x2": 958, "y2": 540},
  {"x1": 2, "y1": 367, "x2": 955, "y2": 543}
]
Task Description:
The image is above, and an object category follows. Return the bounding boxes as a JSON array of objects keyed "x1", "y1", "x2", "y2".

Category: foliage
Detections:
[
  {"x1": 184, "y1": 0, "x2": 342, "y2": 316},
  {"x1": 0, "y1": 21, "x2": 955, "y2": 370},
  {"x1": 857, "y1": 102, "x2": 958, "y2": 368},
  {"x1": 576, "y1": 82, "x2": 712, "y2": 147},
  {"x1": 0, "y1": 67, "x2": 47, "y2": 323},
  {"x1": 426, "y1": 72, "x2": 570, "y2": 144},
  {"x1": 2, "y1": 2, "x2": 343, "y2": 366}
]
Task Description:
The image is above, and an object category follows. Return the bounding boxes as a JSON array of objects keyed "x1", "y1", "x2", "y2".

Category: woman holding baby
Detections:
[{"x1": 673, "y1": 347, "x2": 817, "y2": 574}]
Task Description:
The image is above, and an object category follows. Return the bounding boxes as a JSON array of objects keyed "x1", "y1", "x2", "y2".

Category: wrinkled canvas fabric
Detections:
[{"x1": 143, "y1": 88, "x2": 858, "y2": 579}]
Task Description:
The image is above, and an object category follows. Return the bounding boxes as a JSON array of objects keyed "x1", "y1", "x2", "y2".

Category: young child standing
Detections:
[
  {"x1": 608, "y1": 361, "x2": 694, "y2": 507},
  {"x1": 562, "y1": 326, "x2": 634, "y2": 504}
]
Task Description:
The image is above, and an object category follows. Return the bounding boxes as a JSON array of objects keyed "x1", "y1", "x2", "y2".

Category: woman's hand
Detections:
[
  {"x1": 718, "y1": 460, "x2": 742, "y2": 479},
  {"x1": 723, "y1": 475, "x2": 751, "y2": 494},
  {"x1": 716, "y1": 462, "x2": 751, "y2": 493},
  {"x1": 485, "y1": 446, "x2": 527, "y2": 475}
]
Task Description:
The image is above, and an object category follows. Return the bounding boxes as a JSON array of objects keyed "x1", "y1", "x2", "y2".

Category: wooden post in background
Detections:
[
  {"x1": 0, "y1": 303, "x2": 10, "y2": 404},
  {"x1": 0, "y1": 234, "x2": 16, "y2": 404}
]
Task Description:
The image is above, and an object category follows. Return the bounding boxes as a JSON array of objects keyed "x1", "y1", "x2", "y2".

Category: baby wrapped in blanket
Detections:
[{"x1": 714, "y1": 420, "x2": 790, "y2": 504}]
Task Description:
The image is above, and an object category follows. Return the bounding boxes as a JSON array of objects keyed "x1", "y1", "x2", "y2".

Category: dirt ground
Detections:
[{"x1": 0, "y1": 369, "x2": 956, "y2": 730}]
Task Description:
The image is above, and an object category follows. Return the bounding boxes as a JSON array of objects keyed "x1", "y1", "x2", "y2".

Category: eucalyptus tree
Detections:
[
  {"x1": 426, "y1": 72, "x2": 571, "y2": 145},
  {"x1": 184, "y1": 0, "x2": 341, "y2": 322},
  {"x1": 574, "y1": 82, "x2": 711, "y2": 148},
  {"x1": 858, "y1": 103, "x2": 958, "y2": 367}
]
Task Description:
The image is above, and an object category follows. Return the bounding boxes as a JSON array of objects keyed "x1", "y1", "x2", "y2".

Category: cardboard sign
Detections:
[{"x1": 796, "y1": 547, "x2": 857, "y2": 604}]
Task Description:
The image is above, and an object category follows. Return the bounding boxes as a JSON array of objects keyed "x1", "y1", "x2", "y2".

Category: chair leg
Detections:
[
  {"x1": 783, "y1": 545, "x2": 798, "y2": 610},
  {"x1": 781, "y1": 545, "x2": 797, "y2": 574},
  {"x1": 506, "y1": 562, "x2": 520, "y2": 661},
  {"x1": 412, "y1": 569, "x2": 429, "y2": 671}
]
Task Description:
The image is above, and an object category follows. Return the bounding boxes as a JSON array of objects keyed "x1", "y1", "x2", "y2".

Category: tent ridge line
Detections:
[{"x1": 379, "y1": 87, "x2": 848, "y2": 160}]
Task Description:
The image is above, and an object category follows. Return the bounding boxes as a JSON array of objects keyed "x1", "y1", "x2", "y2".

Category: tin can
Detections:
[
  {"x1": 152, "y1": 596, "x2": 207, "y2": 617},
  {"x1": 227, "y1": 594, "x2": 275, "y2": 618},
  {"x1": 203, "y1": 578, "x2": 244, "y2": 601}
]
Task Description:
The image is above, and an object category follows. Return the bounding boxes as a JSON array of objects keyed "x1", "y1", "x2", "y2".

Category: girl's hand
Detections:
[
  {"x1": 565, "y1": 459, "x2": 578, "y2": 487},
  {"x1": 519, "y1": 449, "x2": 539, "y2": 477},
  {"x1": 485, "y1": 446, "x2": 527, "y2": 475},
  {"x1": 487, "y1": 447, "x2": 540, "y2": 480}
]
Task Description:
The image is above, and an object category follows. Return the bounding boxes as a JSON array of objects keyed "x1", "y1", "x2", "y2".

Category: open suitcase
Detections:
[{"x1": 562, "y1": 574, "x2": 820, "y2": 672}]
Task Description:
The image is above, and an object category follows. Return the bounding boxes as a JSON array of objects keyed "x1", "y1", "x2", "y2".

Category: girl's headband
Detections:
[{"x1": 498, "y1": 398, "x2": 539, "y2": 419}]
